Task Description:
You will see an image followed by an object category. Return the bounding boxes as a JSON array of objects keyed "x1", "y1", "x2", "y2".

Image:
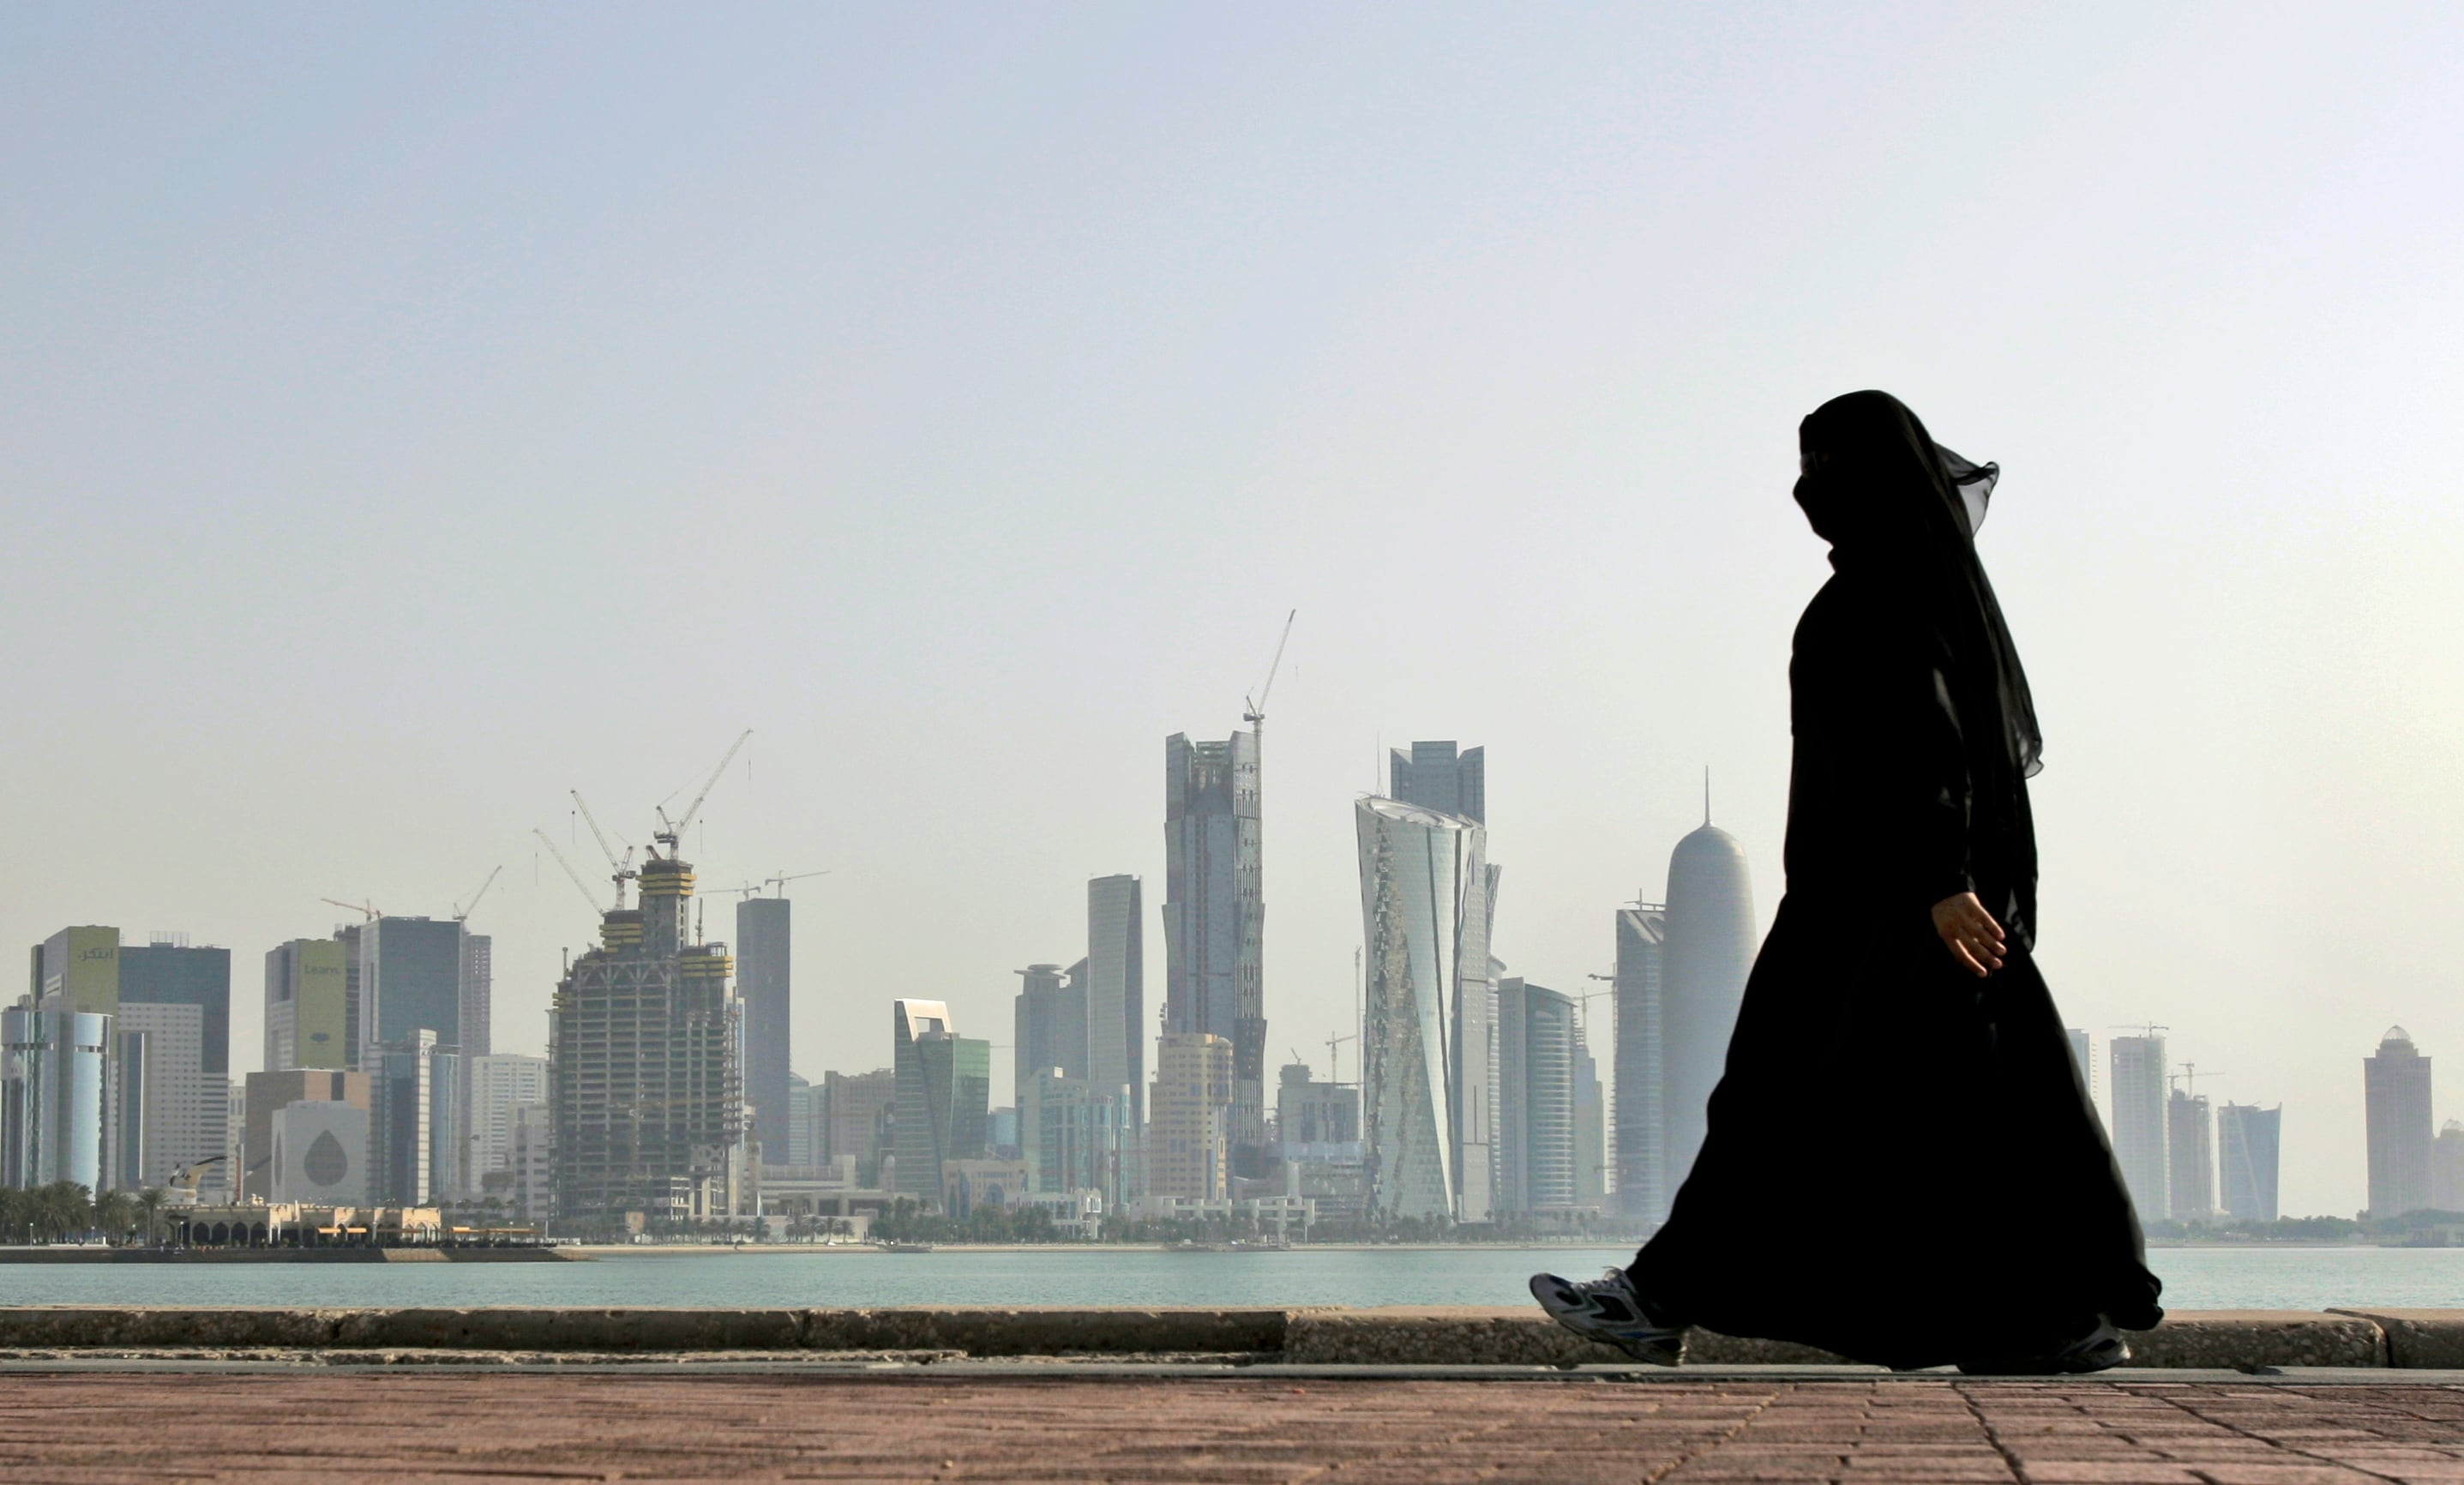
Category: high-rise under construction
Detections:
[{"x1": 549, "y1": 852, "x2": 745, "y2": 1224}]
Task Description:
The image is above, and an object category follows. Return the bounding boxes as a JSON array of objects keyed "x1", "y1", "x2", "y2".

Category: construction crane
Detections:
[
  {"x1": 653, "y1": 729, "x2": 752, "y2": 861},
  {"x1": 534, "y1": 828, "x2": 610, "y2": 917},
  {"x1": 1242, "y1": 610, "x2": 1296, "y2": 736},
  {"x1": 1325, "y1": 1031, "x2": 1357, "y2": 1086},
  {"x1": 570, "y1": 790, "x2": 637, "y2": 908},
  {"x1": 766, "y1": 869, "x2": 828, "y2": 896},
  {"x1": 454, "y1": 865, "x2": 503, "y2": 923},
  {"x1": 321, "y1": 898, "x2": 381, "y2": 922}
]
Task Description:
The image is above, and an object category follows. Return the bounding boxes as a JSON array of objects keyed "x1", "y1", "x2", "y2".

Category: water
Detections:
[{"x1": 1, "y1": 1245, "x2": 2461, "y2": 1312}]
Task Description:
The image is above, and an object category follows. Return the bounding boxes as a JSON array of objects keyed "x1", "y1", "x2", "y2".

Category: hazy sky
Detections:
[{"x1": 8, "y1": 4, "x2": 2462, "y2": 1218}]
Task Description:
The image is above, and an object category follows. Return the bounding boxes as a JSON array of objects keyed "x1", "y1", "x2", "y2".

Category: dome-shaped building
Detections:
[{"x1": 1662, "y1": 821, "x2": 1758, "y2": 1189}]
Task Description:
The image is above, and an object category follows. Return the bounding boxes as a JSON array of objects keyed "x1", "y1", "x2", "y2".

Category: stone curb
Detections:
[
  {"x1": 2329, "y1": 1308, "x2": 2464, "y2": 1368},
  {"x1": 0, "y1": 1306, "x2": 2429, "y2": 1368}
]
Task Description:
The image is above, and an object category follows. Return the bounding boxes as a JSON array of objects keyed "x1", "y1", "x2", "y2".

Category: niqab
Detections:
[{"x1": 1792, "y1": 389, "x2": 2042, "y2": 779}]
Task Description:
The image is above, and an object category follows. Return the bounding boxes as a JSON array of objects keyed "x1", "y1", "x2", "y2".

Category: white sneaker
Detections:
[{"x1": 1529, "y1": 1268, "x2": 1686, "y2": 1365}]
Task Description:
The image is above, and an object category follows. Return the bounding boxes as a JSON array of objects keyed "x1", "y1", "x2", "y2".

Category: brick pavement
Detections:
[{"x1": 3, "y1": 1373, "x2": 2463, "y2": 1483}]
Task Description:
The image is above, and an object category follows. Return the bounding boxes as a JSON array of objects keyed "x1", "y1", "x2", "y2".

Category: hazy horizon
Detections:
[{"x1": 9, "y1": 3, "x2": 2464, "y2": 1219}]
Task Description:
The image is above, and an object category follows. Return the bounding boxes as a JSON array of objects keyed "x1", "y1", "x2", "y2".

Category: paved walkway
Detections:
[{"x1": 4, "y1": 1373, "x2": 2464, "y2": 1482}]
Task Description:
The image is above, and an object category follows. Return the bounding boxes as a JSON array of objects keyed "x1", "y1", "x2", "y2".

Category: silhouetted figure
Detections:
[{"x1": 1534, "y1": 391, "x2": 2161, "y2": 1373}]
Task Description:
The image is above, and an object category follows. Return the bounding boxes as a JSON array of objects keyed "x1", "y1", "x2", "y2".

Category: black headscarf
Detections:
[{"x1": 1794, "y1": 390, "x2": 2043, "y2": 779}]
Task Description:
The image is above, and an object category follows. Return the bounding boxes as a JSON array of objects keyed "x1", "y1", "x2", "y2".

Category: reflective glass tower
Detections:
[{"x1": 1355, "y1": 796, "x2": 1493, "y2": 1223}]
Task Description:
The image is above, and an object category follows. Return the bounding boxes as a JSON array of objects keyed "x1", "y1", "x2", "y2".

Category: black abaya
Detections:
[{"x1": 1627, "y1": 403, "x2": 2161, "y2": 1370}]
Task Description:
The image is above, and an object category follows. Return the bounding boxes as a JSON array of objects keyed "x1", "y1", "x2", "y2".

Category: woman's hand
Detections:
[{"x1": 1932, "y1": 892, "x2": 2006, "y2": 977}]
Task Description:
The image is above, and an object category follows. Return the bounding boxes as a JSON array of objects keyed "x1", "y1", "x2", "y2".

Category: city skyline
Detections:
[{"x1": 11, "y1": 7, "x2": 2464, "y2": 1222}]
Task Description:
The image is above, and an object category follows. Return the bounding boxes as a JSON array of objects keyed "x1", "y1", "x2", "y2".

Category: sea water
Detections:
[{"x1": 0, "y1": 1245, "x2": 2458, "y2": 1311}]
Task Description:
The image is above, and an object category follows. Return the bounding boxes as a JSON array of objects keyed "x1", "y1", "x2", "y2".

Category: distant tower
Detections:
[
  {"x1": 736, "y1": 896, "x2": 791, "y2": 1163},
  {"x1": 1390, "y1": 741, "x2": 1486, "y2": 823},
  {"x1": 1164, "y1": 730, "x2": 1268, "y2": 1175},
  {"x1": 548, "y1": 852, "x2": 744, "y2": 1223},
  {"x1": 1085, "y1": 875, "x2": 1145, "y2": 1130},
  {"x1": 2216, "y1": 1103, "x2": 2281, "y2": 1222},
  {"x1": 2109, "y1": 1034, "x2": 2169, "y2": 1220},
  {"x1": 2433, "y1": 1120, "x2": 2464, "y2": 1214},
  {"x1": 1662, "y1": 814, "x2": 1756, "y2": 1191},
  {"x1": 1614, "y1": 902, "x2": 1668, "y2": 1223},
  {"x1": 2167, "y1": 1077, "x2": 2215, "y2": 1221},
  {"x1": 891, "y1": 999, "x2": 989, "y2": 1205},
  {"x1": 1355, "y1": 797, "x2": 1493, "y2": 1222},
  {"x1": 2365, "y1": 1026, "x2": 2433, "y2": 1219},
  {"x1": 1387, "y1": 740, "x2": 1501, "y2": 1221}
]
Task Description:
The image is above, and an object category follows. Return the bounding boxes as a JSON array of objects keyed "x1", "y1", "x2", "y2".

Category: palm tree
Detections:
[
  {"x1": 132, "y1": 1187, "x2": 168, "y2": 1248},
  {"x1": 31, "y1": 1182, "x2": 93, "y2": 1243},
  {"x1": 93, "y1": 1189, "x2": 140, "y2": 1245}
]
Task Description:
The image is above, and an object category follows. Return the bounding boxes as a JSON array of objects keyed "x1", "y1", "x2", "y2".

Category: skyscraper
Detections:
[
  {"x1": 1149, "y1": 1031, "x2": 1233, "y2": 1201},
  {"x1": 1164, "y1": 730, "x2": 1267, "y2": 1175},
  {"x1": 891, "y1": 1000, "x2": 989, "y2": 1205},
  {"x1": 1572, "y1": 1026, "x2": 1607, "y2": 1208},
  {"x1": 1514, "y1": 982, "x2": 1581, "y2": 1215},
  {"x1": 1355, "y1": 796, "x2": 1494, "y2": 1223},
  {"x1": 821, "y1": 1067, "x2": 898, "y2": 1185},
  {"x1": 3, "y1": 1007, "x2": 110, "y2": 1192},
  {"x1": 360, "y1": 917, "x2": 465, "y2": 1063},
  {"x1": 1085, "y1": 875, "x2": 1144, "y2": 1128},
  {"x1": 117, "y1": 938, "x2": 231, "y2": 1085},
  {"x1": 265, "y1": 939, "x2": 352, "y2": 1071},
  {"x1": 20, "y1": 928, "x2": 120, "y2": 1190},
  {"x1": 1614, "y1": 902, "x2": 1668, "y2": 1223},
  {"x1": 1496, "y1": 977, "x2": 1529, "y2": 1217},
  {"x1": 1391, "y1": 740, "x2": 1502, "y2": 1220},
  {"x1": 2167, "y1": 1084, "x2": 2214, "y2": 1221},
  {"x1": 116, "y1": 937, "x2": 231, "y2": 1196},
  {"x1": 115, "y1": 1001, "x2": 214, "y2": 1189},
  {"x1": 468, "y1": 1053, "x2": 549, "y2": 1182},
  {"x1": 371, "y1": 1031, "x2": 436, "y2": 1205},
  {"x1": 2217, "y1": 1103, "x2": 2281, "y2": 1222},
  {"x1": 2433, "y1": 1121, "x2": 2464, "y2": 1213},
  {"x1": 1013, "y1": 963, "x2": 1088, "y2": 1099},
  {"x1": 735, "y1": 895, "x2": 792, "y2": 1162},
  {"x1": 2066, "y1": 1029, "x2": 2093, "y2": 1095},
  {"x1": 2365, "y1": 1026, "x2": 2433, "y2": 1219},
  {"x1": 1662, "y1": 821, "x2": 1756, "y2": 1191},
  {"x1": 460, "y1": 931, "x2": 492, "y2": 1061},
  {"x1": 2109, "y1": 1035, "x2": 2169, "y2": 1220},
  {"x1": 549, "y1": 853, "x2": 745, "y2": 1223},
  {"x1": 1390, "y1": 741, "x2": 1486, "y2": 823}
]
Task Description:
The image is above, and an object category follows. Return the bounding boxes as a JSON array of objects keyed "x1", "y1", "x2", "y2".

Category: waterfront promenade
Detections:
[{"x1": 7, "y1": 1369, "x2": 2464, "y2": 1482}]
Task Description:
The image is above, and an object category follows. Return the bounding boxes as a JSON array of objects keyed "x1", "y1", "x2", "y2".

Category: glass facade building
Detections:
[
  {"x1": 1355, "y1": 796, "x2": 1494, "y2": 1223},
  {"x1": 734, "y1": 897, "x2": 792, "y2": 1163},
  {"x1": 892, "y1": 1000, "x2": 989, "y2": 1204},
  {"x1": 2217, "y1": 1102, "x2": 2281, "y2": 1222},
  {"x1": 1614, "y1": 903, "x2": 1668, "y2": 1223}
]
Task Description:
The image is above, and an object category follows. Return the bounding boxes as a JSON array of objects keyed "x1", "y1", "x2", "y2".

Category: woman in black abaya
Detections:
[{"x1": 1533, "y1": 391, "x2": 2161, "y2": 1373}]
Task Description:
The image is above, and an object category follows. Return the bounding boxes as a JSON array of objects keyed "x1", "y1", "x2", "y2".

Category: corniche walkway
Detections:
[
  {"x1": 3, "y1": 1308, "x2": 2464, "y2": 1481},
  {"x1": 7, "y1": 1368, "x2": 2464, "y2": 1482}
]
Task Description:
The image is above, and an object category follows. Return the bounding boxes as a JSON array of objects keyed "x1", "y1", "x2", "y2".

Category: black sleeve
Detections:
[{"x1": 1832, "y1": 597, "x2": 1976, "y2": 906}]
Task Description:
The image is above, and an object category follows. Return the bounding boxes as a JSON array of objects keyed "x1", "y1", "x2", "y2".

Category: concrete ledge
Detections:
[
  {"x1": 2123, "y1": 1310, "x2": 2386, "y2": 1369},
  {"x1": 0, "y1": 1307, "x2": 2437, "y2": 1369},
  {"x1": 2329, "y1": 1309, "x2": 2464, "y2": 1368}
]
